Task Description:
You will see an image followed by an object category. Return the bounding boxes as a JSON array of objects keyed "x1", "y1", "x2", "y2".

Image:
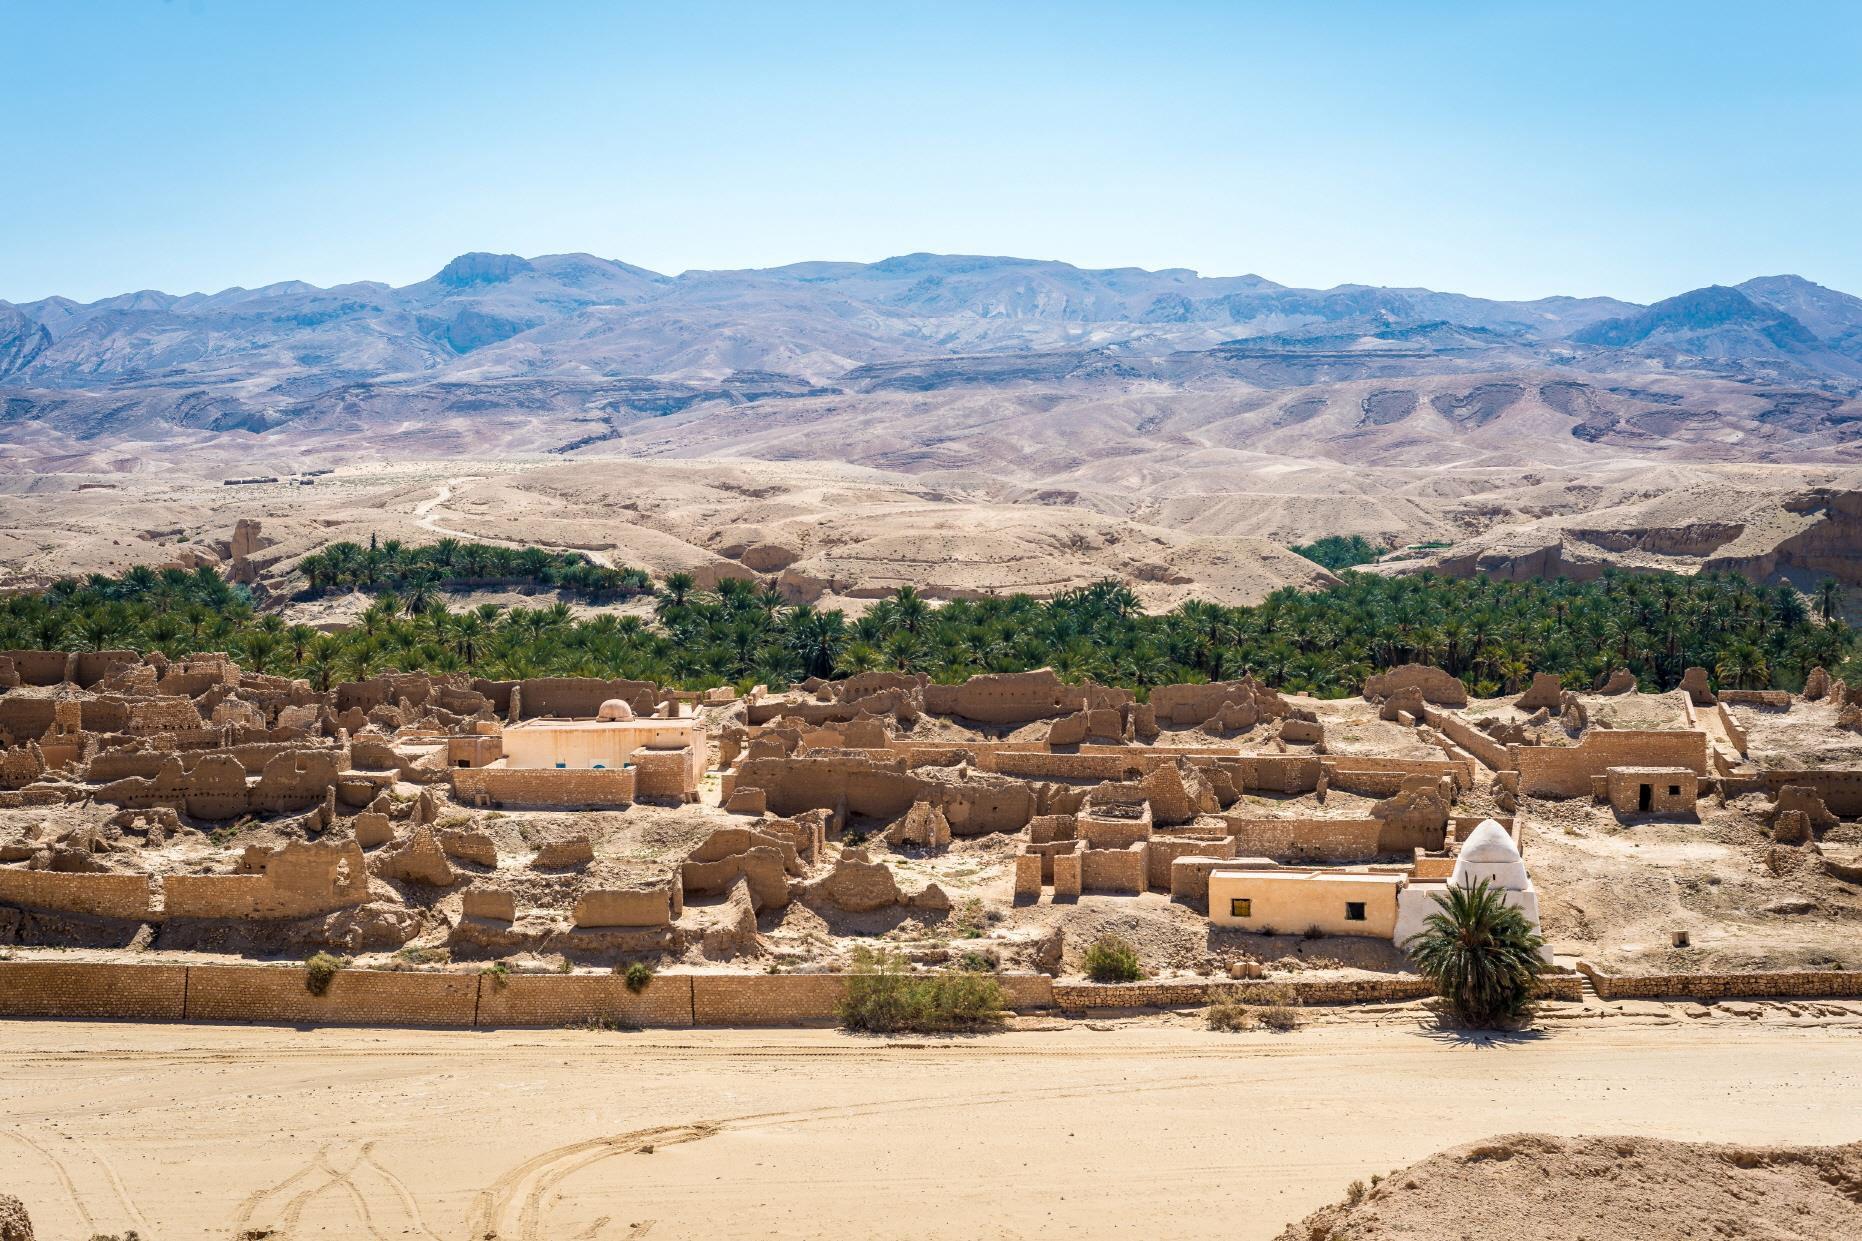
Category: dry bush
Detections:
[
  {"x1": 840, "y1": 947, "x2": 1006, "y2": 1033},
  {"x1": 1205, "y1": 983, "x2": 1304, "y2": 1033},
  {"x1": 303, "y1": 951, "x2": 347, "y2": 996}
]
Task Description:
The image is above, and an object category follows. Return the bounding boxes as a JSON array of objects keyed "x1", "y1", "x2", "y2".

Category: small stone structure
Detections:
[{"x1": 1594, "y1": 766, "x2": 1698, "y2": 816}]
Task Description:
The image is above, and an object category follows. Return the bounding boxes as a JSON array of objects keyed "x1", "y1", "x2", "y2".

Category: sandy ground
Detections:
[
  {"x1": 1278, "y1": 1131, "x2": 1862, "y2": 1240},
  {"x1": 3, "y1": 1012, "x2": 1860, "y2": 1241}
]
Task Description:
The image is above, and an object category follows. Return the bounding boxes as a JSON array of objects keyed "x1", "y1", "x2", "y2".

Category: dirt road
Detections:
[
  {"x1": 412, "y1": 476, "x2": 619, "y2": 568},
  {"x1": 3, "y1": 1014, "x2": 1858, "y2": 1240}
]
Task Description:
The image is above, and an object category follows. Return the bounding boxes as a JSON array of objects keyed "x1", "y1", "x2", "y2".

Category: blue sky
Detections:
[{"x1": 5, "y1": 1, "x2": 1859, "y2": 304}]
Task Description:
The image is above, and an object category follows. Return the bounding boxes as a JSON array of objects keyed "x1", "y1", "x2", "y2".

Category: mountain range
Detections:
[{"x1": 4, "y1": 253, "x2": 1862, "y2": 471}]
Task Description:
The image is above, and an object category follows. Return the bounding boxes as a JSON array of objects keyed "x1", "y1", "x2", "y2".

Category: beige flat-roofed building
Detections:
[
  {"x1": 500, "y1": 717, "x2": 707, "y2": 799},
  {"x1": 1207, "y1": 869, "x2": 1403, "y2": 938}
]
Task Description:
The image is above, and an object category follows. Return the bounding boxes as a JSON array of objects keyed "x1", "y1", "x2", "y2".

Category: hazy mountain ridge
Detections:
[{"x1": 3, "y1": 254, "x2": 1861, "y2": 467}]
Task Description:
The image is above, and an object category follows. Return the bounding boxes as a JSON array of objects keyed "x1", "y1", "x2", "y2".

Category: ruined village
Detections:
[{"x1": 5, "y1": 581, "x2": 1860, "y2": 1030}]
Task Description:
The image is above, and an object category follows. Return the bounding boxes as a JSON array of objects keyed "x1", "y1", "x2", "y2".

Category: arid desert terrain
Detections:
[{"x1": 5, "y1": 1013, "x2": 1861, "y2": 1241}]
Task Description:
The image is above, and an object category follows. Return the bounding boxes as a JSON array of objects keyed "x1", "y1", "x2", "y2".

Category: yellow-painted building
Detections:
[{"x1": 1206, "y1": 869, "x2": 1403, "y2": 938}]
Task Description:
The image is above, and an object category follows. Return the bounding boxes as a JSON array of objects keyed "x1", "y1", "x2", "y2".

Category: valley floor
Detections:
[{"x1": 4, "y1": 1008, "x2": 1859, "y2": 1240}]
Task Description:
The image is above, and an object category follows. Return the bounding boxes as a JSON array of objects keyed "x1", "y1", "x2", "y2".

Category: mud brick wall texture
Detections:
[
  {"x1": 41, "y1": 959, "x2": 1862, "y2": 1028},
  {"x1": 0, "y1": 961, "x2": 186, "y2": 1019},
  {"x1": 1578, "y1": 962, "x2": 1862, "y2": 1000},
  {"x1": 477, "y1": 973, "x2": 697, "y2": 1027},
  {"x1": 182, "y1": 965, "x2": 480, "y2": 1026}
]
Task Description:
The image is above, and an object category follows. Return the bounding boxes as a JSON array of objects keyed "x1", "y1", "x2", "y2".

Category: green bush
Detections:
[
  {"x1": 1405, "y1": 879, "x2": 1546, "y2": 1027},
  {"x1": 303, "y1": 951, "x2": 347, "y2": 996},
  {"x1": 479, "y1": 961, "x2": 511, "y2": 989},
  {"x1": 620, "y1": 961, "x2": 655, "y2": 993},
  {"x1": 839, "y1": 947, "x2": 1006, "y2": 1033},
  {"x1": 1083, "y1": 933, "x2": 1143, "y2": 983},
  {"x1": 1288, "y1": 534, "x2": 1383, "y2": 571}
]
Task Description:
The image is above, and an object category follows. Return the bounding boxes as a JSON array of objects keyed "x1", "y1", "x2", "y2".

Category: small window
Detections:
[
  {"x1": 555, "y1": 761, "x2": 566, "y2": 769},
  {"x1": 1230, "y1": 898, "x2": 1252, "y2": 918},
  {"x1": 1668, "y1": 785, "x2": 1681, "y2": 797},
  {"x1": 593, "y1": 763, "x2": 605, "y2": 770},
  {"x1": 1345, "y1": 901, "x2": 1367, "y2": 922},
  {"x1": 456, "y1": 759, "x2": 470, "y2": 769}
]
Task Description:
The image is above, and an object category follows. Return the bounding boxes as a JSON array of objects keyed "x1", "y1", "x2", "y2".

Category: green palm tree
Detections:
[
  {"x1": 1817, "y1": 577, "x2": 1843, "y2": 625},
  {"x1": 1405, "y1": 880, "x2": 1545, "y2": 1028}
]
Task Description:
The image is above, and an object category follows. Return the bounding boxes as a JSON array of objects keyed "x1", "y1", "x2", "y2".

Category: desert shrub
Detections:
[
  {"x1": 479, "y1": 961, "x2": 510, "y2": 989},
  {"x1": 619, "y1": 961, "x2": 655, "y2": 993},
  {"x1": 1082, "y1": 934, "x2": 1143, "y2": 983},
  {"x1": 395, "y1": 945, "x2": 450, "y2": 966},
  {"x1": 839, "y1": 947, "x2": 1006, "y2": 1033},
  {"x1": 1405, "y1": 879, "x2": 1546, "y2": 1027},
  {"x1": 1205, "y1": 983, "x2": 1304, "y2": 1032},
  {"x1": 1344, "y1": 1178, "x2": 1366, "y2": 1206},
  {"x1": 303, "y1": 951, "x2": 347, "y2": 996},
  {"x1": 953, "y1": 897, "x2": 987, "y2": 938},
  {"x1": 956, "y1": 949, "x2": 997, "y2": 973}
]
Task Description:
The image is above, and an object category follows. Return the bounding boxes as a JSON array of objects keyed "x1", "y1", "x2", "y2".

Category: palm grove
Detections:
[{"x1": 0, "y1": 539, "x2": 1849, "y2": 697}]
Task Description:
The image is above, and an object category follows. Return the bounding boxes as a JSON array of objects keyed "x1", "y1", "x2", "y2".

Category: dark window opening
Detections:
[
  {"x1": 456, "y1": 759, "x2": 470, "y2": 768},
  {"x1": 1638, "y1": 784, "x2": 1652, "y2": 812},
  {"x1": 1668, "y1": 785, "x2": 1682, "y2": 797},
  {"x1": 1345, "y1": 901, "x2": 1367, "y2": 922}
]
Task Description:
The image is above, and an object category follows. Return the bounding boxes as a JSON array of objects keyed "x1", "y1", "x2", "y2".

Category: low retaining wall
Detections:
[
  {"x1": 477, "y1": 973, "x2": 696, "y2": 1027},
  {"x1": 0, "y1": 963, "x2": 1621, "y2": 1025},
  {"x1": 0, "y1": 962, "x2": 1059, "y2": 1027},
  {"x1": 1054, "y1": 973, "x2": 1582, "y2": 1010},
  {"x1": 1054, "y1": 977, "x2": 1435, "y2": 1009},
  {"x1": 183, "y1": 965, "x2": 481, "y2": 1027},
  {"x1": 0, "y1": 960, "x2": 186, "y2": 1020},
  {"x1": 1578, "y1": 961, "x2": 1862, "y2": 1000}
]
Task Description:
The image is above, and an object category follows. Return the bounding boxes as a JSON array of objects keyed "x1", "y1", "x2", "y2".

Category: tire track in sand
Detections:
[{"x1": 4, "y1": 1128, "x2": 98, "y2": 1233}]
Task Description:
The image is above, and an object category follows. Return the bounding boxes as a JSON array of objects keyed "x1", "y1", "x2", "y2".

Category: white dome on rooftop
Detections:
[
  {"x1": 1451, "y1": 819, "x2": 1530, "y2": 891},
  {"x1": 1458, "y1": 818, "x2": 1521, "y2": 863},
  {"x1": 595, "y1": 698, "x2": 636, "y2": 721}
]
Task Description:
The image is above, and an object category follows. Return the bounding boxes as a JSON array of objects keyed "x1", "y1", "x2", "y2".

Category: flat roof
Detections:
[
  {"x1": 1209, "y1": 870, "x2": 1404, "y2": 885},
  {"x1": 506, "y1": 718, "x2": 696, "y2": 731}
]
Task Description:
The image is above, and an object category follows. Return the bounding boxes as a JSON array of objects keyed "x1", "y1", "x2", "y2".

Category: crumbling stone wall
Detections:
[
  {"x1": 489, "y1": 676, "x2": 660, "y2": 721},
  {"x1": 1222, "y1": 815, "x2": 1443, "y2": 861},
  {"x1": 0, "y1": 869, "x2": 154, "y2": 920},
  {"x1": 164, "y1": 841, "x2": 369, "y2": 920},
  {"x1": 1515, "y1": 730, "x2": 1709, "y2": 797},
  {"x1": 922, "y1": 669, "x2": 1131, "y2": 724},
  {"x1": 573, "y1": 886, "x2": 678, "y2": 929},
  {"x1": 1149, "y1": 677, "x2": 1293, "y2": 729},
  {"x1": 1362, "y1": 664, "x2": 1468, "y2": 707}
]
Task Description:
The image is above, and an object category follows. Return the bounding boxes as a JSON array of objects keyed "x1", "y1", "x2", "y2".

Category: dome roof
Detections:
[
  {"x1": 1458, "y1": 819, "x2": 1522, "y2": 864},
  {"x1": 595, "y1": 698, "x2": 636, "y2": 721}
]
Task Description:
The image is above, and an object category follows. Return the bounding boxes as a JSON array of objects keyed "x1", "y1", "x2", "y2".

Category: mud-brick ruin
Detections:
[{"x1": 3, "y1": 648, "x2": 1861, "y2": 1020}]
